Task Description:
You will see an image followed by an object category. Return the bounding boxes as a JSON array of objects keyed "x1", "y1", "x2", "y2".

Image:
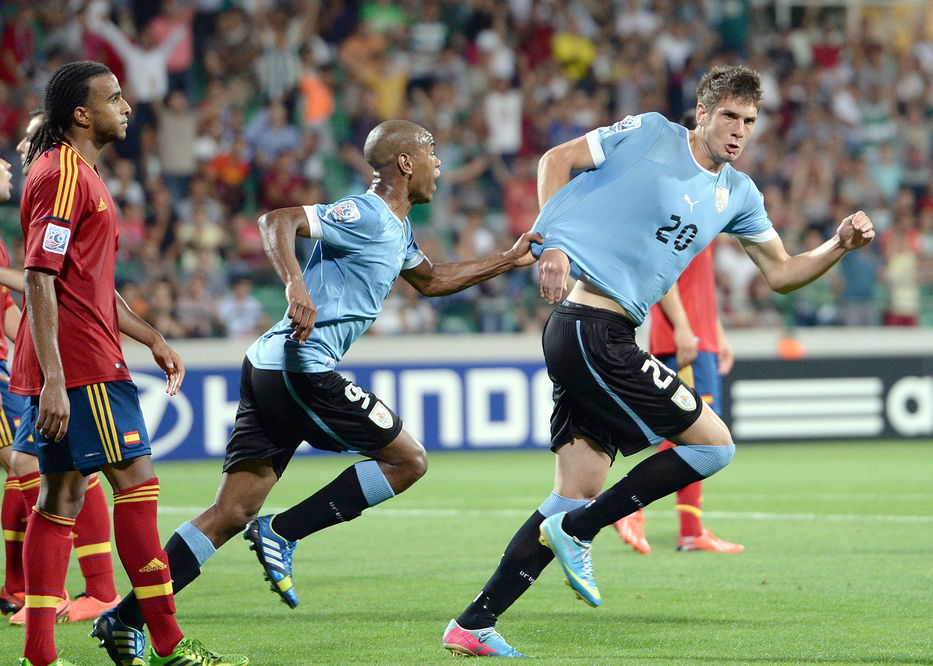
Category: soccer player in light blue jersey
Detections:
[
  {"x1": 443, "y1": 65, "x2": 875, "y2": 657},
  {"x1": 94, "y1": 119, "x2": 541, "y2": 665}
]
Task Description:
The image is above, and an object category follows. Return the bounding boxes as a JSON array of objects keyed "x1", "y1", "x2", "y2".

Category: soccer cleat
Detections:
[
  {"x1": 65, "y1": 592, "x2": 121, "y2": 622},
  {"x1": 677, "y1": 528, "x2": 745, "y2": 553},
  {"x1": 1, "y1": 586, "x2": 25, "y2": 614},
  {"x1": 9, "y1": 590, "x2": 70, "y2": 625},
  {"x1": 147, "y1": 637, "x2": 249, "y2": 665},
  {"x1": 17, "y1": 658, "x2": 79, "y2": 665},
  {"x1": 538, "y1": 512, "x2": 601, "y2": 607},
  {"x1": 90, "y1": 606, "x2": 147, "y2": 666},
  {"x1": 613, "y1": 510, "x2": 651, "y2": 554},
  {"x1": 243, "y1": 515, "x2": 298, "y2": 608},
  {"x1": 442, "y1": 619, "x2": 528, "y2": 658}
]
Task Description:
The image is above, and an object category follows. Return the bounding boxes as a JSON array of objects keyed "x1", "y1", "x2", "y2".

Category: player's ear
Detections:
[
  {"x1": 73, "y1": 105, "x2": 92, "y2": 130},
  {"x1": 397, "y1": 152, "x2": 413, "y2": 178}
]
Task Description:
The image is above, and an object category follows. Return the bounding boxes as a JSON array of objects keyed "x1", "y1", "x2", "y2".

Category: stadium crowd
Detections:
[{"x1": 0, "y1": 0, "x2": 931, "y2": 336}]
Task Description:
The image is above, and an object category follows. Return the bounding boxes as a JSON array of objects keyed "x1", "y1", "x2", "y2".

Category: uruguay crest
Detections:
[{"x1": 715, "y1": 186, "x2": 729, "y2": 213}]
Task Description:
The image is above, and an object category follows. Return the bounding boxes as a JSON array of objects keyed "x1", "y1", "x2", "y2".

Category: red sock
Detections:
[
  {"x1": 23, "y1": 507, "x2": 74, "y2": 666},
  {"x1": 113, "y1": 478, "x2": 182, "y2": 657},
  {"x1": 2, "y1": 475, "x2": 28, "y2": 593},
  {"x1": 18, "y1": 471, "x2": 40, "y2": 513},
  {"x1": 675, "y1": 481, "x2": 703, "y2": 538},
  {"x1": 73, "y1": 474, "x2": 117, "y2": 601}
]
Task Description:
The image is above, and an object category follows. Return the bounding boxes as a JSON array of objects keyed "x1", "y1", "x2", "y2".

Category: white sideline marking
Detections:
[{"x1": 156, "y1": 506, "x2": 933, "y2": 523}]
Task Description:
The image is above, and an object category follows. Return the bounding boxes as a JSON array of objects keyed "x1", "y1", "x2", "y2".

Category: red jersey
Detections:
[
  {"x1": 11, "y1": 143, "x2": 130, "y2": 395},
  {"x1": 0, "y1": 240, "x2": 17, "y2": 362},
  {"x1": 649, "y1": 245, "x2": 719, "y2": 356}
]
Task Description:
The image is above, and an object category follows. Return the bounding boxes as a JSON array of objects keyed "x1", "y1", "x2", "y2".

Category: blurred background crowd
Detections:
[{"x1": 0, "y1": 0, "x2": 931, "y2": 339}]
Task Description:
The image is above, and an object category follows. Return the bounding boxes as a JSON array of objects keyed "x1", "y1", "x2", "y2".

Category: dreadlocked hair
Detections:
[{"x1": 25, "y1": 61, "x2": 112, "y2": 167}]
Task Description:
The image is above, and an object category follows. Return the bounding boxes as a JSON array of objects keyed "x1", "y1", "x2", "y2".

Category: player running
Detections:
[
  {"x1": 93, "y1": 119, "x2": 540, "y2": 665},
  {"x1": 443, "y1": 64, "x2": 874, "y2": 657},
  {"x1": 13, "y1": 60, "x2": 245, "y2": 666}
]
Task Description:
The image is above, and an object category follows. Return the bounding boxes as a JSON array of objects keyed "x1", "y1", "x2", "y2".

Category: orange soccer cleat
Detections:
[
  {"x1": 9, "y1": 590, "x2": 70, "y2": 626},
  {"x1": 63, "y1": 592, "x2": 121, "y2": 622},
  {"x1": 677, "y1": 528, "x2": 744, "y2": 553},
  {"x1": 613, "y1": 510, "x2": 651, "y2": 554}
]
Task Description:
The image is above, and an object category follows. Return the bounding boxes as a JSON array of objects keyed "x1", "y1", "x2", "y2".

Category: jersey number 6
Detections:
[{"x1": 655, "y1": 215, "x2": 698, "y2": 251}]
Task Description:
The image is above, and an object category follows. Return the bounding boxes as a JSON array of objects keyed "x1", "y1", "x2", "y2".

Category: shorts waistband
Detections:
[{"x1": 554, "y1": 301, "x2": 637, "y2": 332}]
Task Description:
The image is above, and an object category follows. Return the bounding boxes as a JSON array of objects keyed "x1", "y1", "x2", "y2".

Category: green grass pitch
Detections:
[{"x1": 2, "y1": 440, "x2": 931, "y2": 665}]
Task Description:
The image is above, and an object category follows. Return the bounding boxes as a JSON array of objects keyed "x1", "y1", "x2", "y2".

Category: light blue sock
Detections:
[
  {"x1": 175, "y1": 520, "x2": 217, "y2": 566},
  {"x1": 354, "y1": 460, "x2": 395, "y2": 507},
  {"x1": 673, "y1": 444, "x2": 736, "y2": 478},
  {"x1": 537, "y1": 491, "x2": 591, "y2": 518}
]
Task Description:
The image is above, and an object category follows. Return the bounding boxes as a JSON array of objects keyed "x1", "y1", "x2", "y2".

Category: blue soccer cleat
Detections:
[
  {"x1": 90, "y1": 606, "x2": 147, "y2": 666},
  {"x1": 244, "y1": 515, "x2": 299, "y2": 608},
  {"x1": 539, "y1": 511, "x2": 601, "y2": 607},
  {"x1": 442, "y1": 619, "x2": 529, "y2": 657}
]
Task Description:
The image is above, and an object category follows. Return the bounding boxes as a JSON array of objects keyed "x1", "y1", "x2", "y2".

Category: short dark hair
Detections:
[
  {"x1": 25, "y1": 61, "x2": 112, "y2": 166},
  {"x1": 695, "y1": 65, "x2": 763, "y2": 111}
]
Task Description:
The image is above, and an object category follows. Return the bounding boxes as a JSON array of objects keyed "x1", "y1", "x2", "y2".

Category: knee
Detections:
[
  {"x1": 675, "y1": 443, "x2": 736, "y2": 478},
  {"x1": 395, "y1": 439, "x2": 428, "y2": 489}
]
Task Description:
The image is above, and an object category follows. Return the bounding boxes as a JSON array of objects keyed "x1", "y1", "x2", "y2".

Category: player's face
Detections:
[
  {"x1": 17, "y1": 115, "x2": 44, "y2": 175},
  {"x1": 84, "y1": 74, "x2": 132, "y2": 144},
  {"x1": 695, "y1": 97, "x2": 758, "y2": 167},
  {"x1": 410, "y1": 134, "x2": 441, "y2": 204}
]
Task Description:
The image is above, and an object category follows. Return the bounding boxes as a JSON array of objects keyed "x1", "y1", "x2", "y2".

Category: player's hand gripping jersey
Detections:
[
  {"x1": 248, "y1": 192, "x2": 424, "y2": 373},
  {"x1": 530, "y1": 112, "x2": 776, "y2": 323}
]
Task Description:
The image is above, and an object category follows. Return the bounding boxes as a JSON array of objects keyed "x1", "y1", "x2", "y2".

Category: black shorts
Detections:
[
  {"x1": 224, "y1": 358, "x2": 404, "y2": 477},
  {"x1": 543, "y1": 302, "x2": 703, "y2": 461}
]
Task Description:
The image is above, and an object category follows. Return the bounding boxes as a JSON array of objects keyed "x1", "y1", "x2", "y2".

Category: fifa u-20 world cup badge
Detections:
[{"x1": 715, "y1": 186, "x2": 729, "y2": 213}]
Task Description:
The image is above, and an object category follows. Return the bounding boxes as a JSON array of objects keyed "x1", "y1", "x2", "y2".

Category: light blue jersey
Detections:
[
  {"x1": 248, "y1": 192, "x2": 424, "y2": 373},
  {"x1": 531, "y1": 112, "x2": 777, "y2": 324}
]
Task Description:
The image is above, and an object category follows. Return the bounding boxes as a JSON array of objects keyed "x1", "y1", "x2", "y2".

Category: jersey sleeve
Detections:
[
  {"x1": 302, "y1": 198, "x2": 382, "y2": 252},
  {"x1": 722, "y1": 178, "x2": 778, "y2": 243},
  {"x1": 22, "y1": 164, "x2": 85, "y2": 275},
  {"x1": 585, "y1": 113, "x2": 655, "y2": 167},
  {"x1": 402, "y1": 222, "x2": 425, "y2": 270}
]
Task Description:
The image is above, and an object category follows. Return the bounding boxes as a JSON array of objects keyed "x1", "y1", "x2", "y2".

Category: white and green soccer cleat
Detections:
[{"x1": 539, "y1": 511, "x2": 601, "y2": 607}]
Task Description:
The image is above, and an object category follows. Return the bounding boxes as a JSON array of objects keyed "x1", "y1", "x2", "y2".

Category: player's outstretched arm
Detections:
[
  {"x1": 0, "y1": 266, "x2": 25, "y2": 293},
  {"x1": 740, "y1": 210, "x2": 874, "y2": 294},
  {"x1": 258, "y1": 206, "x2": 317, "y2": 342},
  {"x1": 402, "y1": 231, "x2": 543, "y2": 297},
  {"x1": 115, "y1": 291, "x2": 185, "y2": 395},
  {"x1": 25, "y1": 269, "x2": 69, "y2": 441}
]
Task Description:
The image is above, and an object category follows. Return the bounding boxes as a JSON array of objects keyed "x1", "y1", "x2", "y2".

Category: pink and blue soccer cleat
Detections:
[{"x1": 442, "y1": 619, "x2": 528, "y2": 657}]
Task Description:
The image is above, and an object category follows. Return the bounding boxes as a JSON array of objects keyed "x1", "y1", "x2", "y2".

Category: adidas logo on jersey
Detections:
[
  {"x1": 97, "y1": 197, "x2": 107, "y2": 212},
  {"x1": 138, "y1": 558, "x2": 167, "y2": 573}
]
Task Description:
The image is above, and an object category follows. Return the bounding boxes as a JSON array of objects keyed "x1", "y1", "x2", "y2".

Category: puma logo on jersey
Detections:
[
  {"x1": 97, "y1": 198, "x2": 107, "y2": 212},
  {"x1": 138, "y1": 558, "x2": 167, "y2": 573},
  {"x1": 683, "y1": 194, "x2": 699, "y2": 212}
]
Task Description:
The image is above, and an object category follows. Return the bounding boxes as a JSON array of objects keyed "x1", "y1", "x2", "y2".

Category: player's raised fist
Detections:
[{"x1": 836, "y1": 210, "x2": 875, "y2": 251}]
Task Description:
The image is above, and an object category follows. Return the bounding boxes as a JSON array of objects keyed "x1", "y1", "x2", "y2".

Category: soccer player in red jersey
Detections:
[
  {"x1": 12, "y1": 61, "x2": 246, "y2": 666},
  {"x1": 614, "y1": 246, "x2": 744, "y2": 554},
  {"x1": 1, "y1": 111, "x2": 122, "y2": 625}
]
